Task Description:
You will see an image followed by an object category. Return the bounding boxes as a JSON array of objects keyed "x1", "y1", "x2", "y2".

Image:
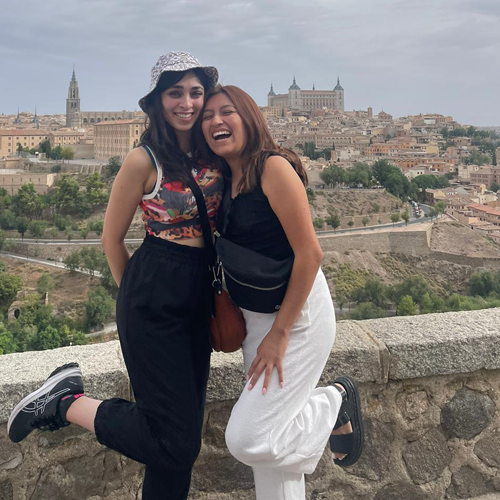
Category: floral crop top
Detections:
[{"x1": 139, "y1": 146, "x2": 223, "y2": 241}]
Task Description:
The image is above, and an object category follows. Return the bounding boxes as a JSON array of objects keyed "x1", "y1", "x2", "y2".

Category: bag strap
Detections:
[{"x1": 187, "y1": 174, "x2": 224, "y2": 295}]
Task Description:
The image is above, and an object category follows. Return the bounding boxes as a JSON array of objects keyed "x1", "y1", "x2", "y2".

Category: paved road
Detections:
[
  {"x1": 0, "y1": 251, "x2": 99, "y2": 276},
  {"x1": 7, "y1": 238, "x2": 143, "y2": 245}
]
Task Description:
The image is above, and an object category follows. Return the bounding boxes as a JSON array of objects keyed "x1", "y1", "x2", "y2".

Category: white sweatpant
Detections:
[{"x1": 225, "y1": 269, "x2": 342, "y2": 500}]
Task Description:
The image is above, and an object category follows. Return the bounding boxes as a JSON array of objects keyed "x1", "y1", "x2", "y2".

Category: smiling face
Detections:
[
  {"x1": 160, "y1": 71, "x2": 205, "y2": 137},
  {"x1": 201, "y1": 92, "x2": 246, "y2": 162}
]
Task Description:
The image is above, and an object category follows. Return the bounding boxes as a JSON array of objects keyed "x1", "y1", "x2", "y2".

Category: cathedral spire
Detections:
[
  {"x1": 66, "y1": 67, "x2": 82, "y2": 128},
  {"x1": 268, "y1": 83, "x2": 276, "y2": 97},
  {"x1": 14, "y1": 108, "x2": 21, "y2": 124}
]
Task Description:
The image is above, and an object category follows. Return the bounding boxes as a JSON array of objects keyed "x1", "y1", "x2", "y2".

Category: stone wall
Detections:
[
  {"x1": 1, "y1": 309, "x2": 500, "y2": 499},
  {"x1": 318, "y1": 226, "x2": 433, "y2": 257}
]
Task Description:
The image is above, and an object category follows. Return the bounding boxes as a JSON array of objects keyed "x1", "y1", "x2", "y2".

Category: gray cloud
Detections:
[{"x1": 0, "y1": 0, "x2": 498, "y2": 124}]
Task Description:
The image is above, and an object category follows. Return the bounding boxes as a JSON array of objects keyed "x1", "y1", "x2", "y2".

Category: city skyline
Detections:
[{"x1": 0, "y1": 0, "x2": 499, "y2": 125}]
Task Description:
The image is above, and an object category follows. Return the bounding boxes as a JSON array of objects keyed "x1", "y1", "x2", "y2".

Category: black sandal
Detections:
[{"x1": 329, "y1": 375, "x2": 364, "y2": 467}]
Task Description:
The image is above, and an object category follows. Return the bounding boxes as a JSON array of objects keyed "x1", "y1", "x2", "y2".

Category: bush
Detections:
[{"x1": 350, "y1": 302, "x2": 386, "y2": 320}]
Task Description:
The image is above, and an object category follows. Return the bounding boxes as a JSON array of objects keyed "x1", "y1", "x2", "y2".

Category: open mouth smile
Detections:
[
  {"x1": 175, "y1": 112, "x2": 195, "y2": 120},
  {"x1": 212, "y1": 130, "x2": 232, "y2": 141}
]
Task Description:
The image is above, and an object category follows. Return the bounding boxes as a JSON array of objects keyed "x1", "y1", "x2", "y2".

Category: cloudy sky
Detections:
[{"x1": 1, "y1": 0, "x2": 498, "y2": 125}]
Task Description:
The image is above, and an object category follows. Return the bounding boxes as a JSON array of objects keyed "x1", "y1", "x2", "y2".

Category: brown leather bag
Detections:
[
  {"x1": 209, "y1": 277, "x2": 246, "y2": 352},
  {"x1": 187, "y1": 174, "x2": 246, "y2": 353}
]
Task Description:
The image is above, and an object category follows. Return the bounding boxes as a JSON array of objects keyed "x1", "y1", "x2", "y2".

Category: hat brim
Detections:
[{"x1": 138, "y1": 66, "x2": 219, "y2": 112}]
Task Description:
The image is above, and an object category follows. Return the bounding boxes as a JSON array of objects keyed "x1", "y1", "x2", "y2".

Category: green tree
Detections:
[
  {"x1": 36, "y1": 274, "x2": 55, "y2": 296},
  {"x1": 326, "y1": 213, "x2": 341, "y2": 231},
  {"x1": 86, "y1": 172, "x2": 108, "y2": 205},
  {"x1": 0, "y1": 210, "x2": 17, "y2": 230},
  {"x1": 83, "y1": 286, "x2": 114, "y2": 331},
  {"x1": 347, "y1": 220, "x2": 354, "y2": 228},
  {"x1": 49, "y1": 227, "x2": 59, "y2": 240},
  {"x1": 313, "y1": 218, "x2": 323, "y2": 230},
  {"x1": 371, "y1": 203, "x2": 380, "y2": 214},
  {"x1": 0, "y1": 229, "x2": 5, "y2": 251},
  {"x1": 80, "y1": 247, "x2": 104, "y2": 278},
  {"x1": 90, "y1": 220, "x2": 104, "y2": 236},
  {"x1": 11, "y1": 183, "x2": 42, "y2": 219},
  {"x1": 16, "y1": 216, "x2": 29, "y2": 240},
  {"x1": 402, "y1": 209, "x2": 410, "y2": 226},
  {"x1": 420, "y1": 293, "x2": 434, "y2": 314},
  {"x1": 80, "y1": 226, "x2": 90, "y2": 240},
  {"x1": 54, "y1": 175, "x2": 81, "y2": 214},
  {"x1": 350, "y1": 302, "x2": 386, "y2": 320},
  {"x1": 434, "y1": 201, "x2": 447, "y2": 216},
  {"x1": 350, "y1": 278, "x2": 389, "y2": 309},
  {"x1": 391, "y1": 276, "x2": 431, "y2": 306},
  {"x1": 0, "y1": 323, "x2": 17, "y2": 355},
  {"x1": 39, "y1": 139, "x2": 51, "y2": 156},
  {"x1": 397, "y1": 295, "x2": 418, "y2": 316},
  {"x1": 105, "y1": 156, "x2": 122, "y2": 177},
  {"x1": 469, "y1": 271, "x2": 498, "y2": 297},
  {"x1": 33, "y1": 326, "x2": 64, "y2": 351},
  {"x1": 361, "y1": 216, "x2": 370, "y2": 227},
  {"x1": 490, "y1": 182, "x2": 500, "y2": 193},
  {"x1": 49, "y1": 145, "x2": 63, "y2": 160},
  {"x1": 61, "y1": 146, "x2": 74, "y2": 162},
  {"x1": 390, "y1": 212, "x2": 401, "y2": 225},
  {"x1": 28, "y1": 220, "x2": 46, "y2": 241},
  {"x1": 347, "y1": 162, "x2": 371, "y2": 187},
  {"x1": 0, "y1": 273, "x2": 23, "y2": 314},
  {"x1": 306, "y1": 187, "x2": 316, "y2": 202},
  {"x1": 64, "y1": 251, "x2": 81, "y2": 273}
]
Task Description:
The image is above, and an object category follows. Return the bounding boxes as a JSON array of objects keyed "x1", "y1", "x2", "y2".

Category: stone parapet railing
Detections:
[{"x1": 1, "y1": 309, "x2": 500, "y2": 500}]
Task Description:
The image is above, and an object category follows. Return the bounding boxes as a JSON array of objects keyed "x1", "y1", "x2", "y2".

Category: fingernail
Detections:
[
  {"x1": 246, "y1": 374, "x2": 249, "y2": 380},
  {"x1": 262, "y1": 388, "x2": 267, "y2": 395},
  {"x1": 280, "y1": 382, "x2": 284, "y2": 389},
  {"x1": 248, "y1": 384, "x2": 253, "y2": 391}
]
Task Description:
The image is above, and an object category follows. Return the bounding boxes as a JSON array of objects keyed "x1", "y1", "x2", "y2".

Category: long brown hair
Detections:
[{"x1": 194, "y1": 85, "x2": 307, "y2": 193}]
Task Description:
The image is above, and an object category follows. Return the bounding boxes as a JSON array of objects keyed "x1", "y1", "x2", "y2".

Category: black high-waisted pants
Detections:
[{"x1": 95, "y1": 235, "x2": 212, "y2": 500}]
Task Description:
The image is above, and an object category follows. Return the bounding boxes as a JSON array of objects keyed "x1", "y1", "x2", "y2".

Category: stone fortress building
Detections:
[{"x1": 267, "y1": 76, "x2": 345, "y2": 112}]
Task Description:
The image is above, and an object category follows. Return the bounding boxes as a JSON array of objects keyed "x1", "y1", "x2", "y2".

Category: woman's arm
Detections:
[
  {"x1": 101, "y1": 147, "x2": 156, "y2": 287},
  {"x1": 246, "y1": 155, "x2": 323, "y2": 393}
]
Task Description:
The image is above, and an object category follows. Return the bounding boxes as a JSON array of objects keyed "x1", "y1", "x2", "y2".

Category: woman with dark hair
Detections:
[
  {"x1": 198, "y1": 85, "x2": 364, "y2": 500},
  {"x1": 8, "y1": 52, "x2": 223, "y2": 500}
]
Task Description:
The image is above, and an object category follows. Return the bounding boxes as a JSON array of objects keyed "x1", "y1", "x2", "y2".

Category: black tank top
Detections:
[{"x1": 222, "y1": 182, "x2": 294, "y2": 261}]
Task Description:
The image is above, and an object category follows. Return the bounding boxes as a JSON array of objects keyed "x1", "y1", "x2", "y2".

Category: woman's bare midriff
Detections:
[{"x1": 170, "y1": 236, "x2": 205, "y2": 248}]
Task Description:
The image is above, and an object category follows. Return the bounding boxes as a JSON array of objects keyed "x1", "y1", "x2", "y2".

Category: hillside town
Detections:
[{"x1": 1, "y1": 71, "x2": 499, "y2": 242}]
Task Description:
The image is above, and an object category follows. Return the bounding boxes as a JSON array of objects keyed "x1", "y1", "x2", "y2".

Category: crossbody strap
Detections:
[{"x1": 187, "y1": 174, "x2": 217, "y2": 264}]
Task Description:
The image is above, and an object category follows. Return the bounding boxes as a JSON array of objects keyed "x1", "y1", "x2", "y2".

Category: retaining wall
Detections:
[{"x1": 1, "y1": 309, "x2": 500, "y2": 499}]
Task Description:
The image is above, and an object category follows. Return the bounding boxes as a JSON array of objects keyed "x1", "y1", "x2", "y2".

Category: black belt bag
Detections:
[{"x1": 215, "y1": 235, "x2": 294, "y2": 314}]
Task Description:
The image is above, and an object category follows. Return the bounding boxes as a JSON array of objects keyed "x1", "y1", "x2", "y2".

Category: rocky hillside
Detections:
[{"x1": 309, "y1": 189, "x2": 405, "y2": 228}]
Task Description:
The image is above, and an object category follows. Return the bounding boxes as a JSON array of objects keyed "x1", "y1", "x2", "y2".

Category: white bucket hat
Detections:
[{"x1": 139, "y1": 51, "x2": 219, "y2": 111}]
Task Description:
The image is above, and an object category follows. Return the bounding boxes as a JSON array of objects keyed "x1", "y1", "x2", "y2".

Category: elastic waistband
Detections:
[{"x1": 141, "y1": 234, "x2": 211, "y2": 264}]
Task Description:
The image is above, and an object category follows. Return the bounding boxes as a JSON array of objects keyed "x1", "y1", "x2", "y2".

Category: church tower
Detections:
[
  {"x1": 288, "y1": 76, "x2": 302, "y2": 110},
  {"x1": 66, "y1": 67, "x2": 82, "y2": 128},
  {"x1": 334, "y1": 76, "x2": 344, "y2": 111},
  {"x1": 267, "y1": 83, "x2": 276, "y2": 107}
]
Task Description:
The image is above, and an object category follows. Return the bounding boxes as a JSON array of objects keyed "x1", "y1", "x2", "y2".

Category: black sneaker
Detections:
[{"x1": 8, "y1": 362, "x2": 84, "y2": 443}]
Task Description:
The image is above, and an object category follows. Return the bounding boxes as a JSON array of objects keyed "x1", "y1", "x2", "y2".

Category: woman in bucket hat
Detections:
[{"x1": 8, "y1": 51, "x2": 223, "y2": 500}]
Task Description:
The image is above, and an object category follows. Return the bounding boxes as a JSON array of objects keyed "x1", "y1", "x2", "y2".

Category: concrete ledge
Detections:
[
  {"x1": 2, "y1": 309, "x2": 500, "y2": 499},
  {"x1": 363, "y1": 308, "x2": 500, "y2": 380},
  {"x1": 2, "y1": 309, "x2": 500, "y2": 422}
]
